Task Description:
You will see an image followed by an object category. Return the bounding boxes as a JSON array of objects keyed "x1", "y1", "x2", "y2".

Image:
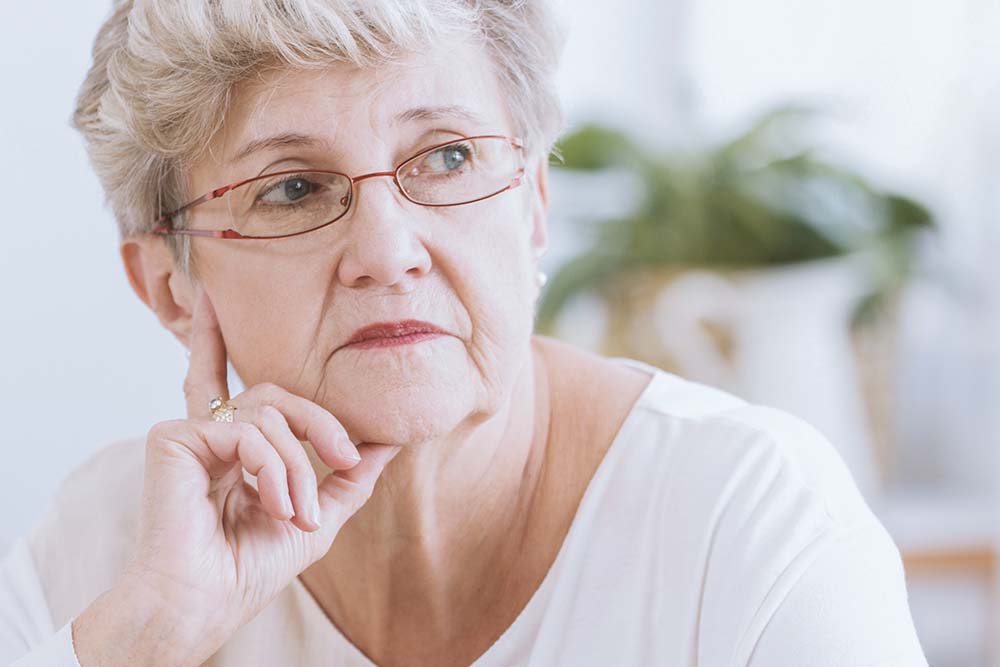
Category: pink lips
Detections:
[{"x1": 343, "y1": 320, "x2": 448, "y2": 350}]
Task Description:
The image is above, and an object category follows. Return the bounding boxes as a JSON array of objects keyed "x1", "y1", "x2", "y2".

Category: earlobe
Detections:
[{"x1": 120, "y1": 237, "x2": 195, "y2": 346}]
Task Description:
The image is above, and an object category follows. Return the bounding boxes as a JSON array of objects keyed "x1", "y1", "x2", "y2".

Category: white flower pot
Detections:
[{"x1": 650, "y1": 253, "x2": 880, "y2": 499}]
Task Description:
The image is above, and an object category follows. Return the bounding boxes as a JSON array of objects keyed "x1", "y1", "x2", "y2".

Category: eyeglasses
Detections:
[{"x1": 152, "y1": 134, "x2": 525, "y2": 240}]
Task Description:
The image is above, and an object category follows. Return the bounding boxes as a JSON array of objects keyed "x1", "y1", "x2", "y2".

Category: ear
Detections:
[
  {"x1": 120, "y1": 236, "x2": 196, "y2": 348},
  {"x1": 527, "y1": 156, "x2": 550, "y2": 260}
]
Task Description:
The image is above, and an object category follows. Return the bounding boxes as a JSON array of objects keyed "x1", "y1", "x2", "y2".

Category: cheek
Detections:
[
  {"x1": 443, "y1": 194, "x2": 536, "y2": 302},
  {"x1": 449, "y1": 210, "x2": 536, "y2": 373},
  {"x1": 208, "y1": 252, "x2": 330, "y2": 391}
]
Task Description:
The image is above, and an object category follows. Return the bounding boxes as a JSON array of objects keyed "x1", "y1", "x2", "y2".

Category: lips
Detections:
[{"x1": 344, "y1": 320, "x2": 449, "y2": 348}]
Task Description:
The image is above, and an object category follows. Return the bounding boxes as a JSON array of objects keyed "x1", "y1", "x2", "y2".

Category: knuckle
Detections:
[
  {"x1": 308, "y1": 404, "x2": 341, "y2": 437},
  {"x1": 146, "y1": 421, "x2": 168, "y2": 442},
  {"x1": 147, "y1": 419, "x2": 183, "y2": 442},
  {"x1": 286, "y1": 459, "x2": 316, "y2": 483},
  {"x1": 236, "y1": 421, "x2": 262, "y2": 441},
  {"x1": 181, "y1": 374, "x2": 200, "y2": 399},
  {"x1": 258, "y1": 404, "x2": 284, "y2": 424},
  {"x1": 347, "y1": 477, "x2": 376, "y2": 503},
  {"x1": 311, "y1": 402, "x2": 337, "y2": 426},
  {"x1": 144, "y1": 420, "x2": 197, "y2": 462},
  {"x1": 253, "y1": 382, "x2": 283, "y2": 402}
]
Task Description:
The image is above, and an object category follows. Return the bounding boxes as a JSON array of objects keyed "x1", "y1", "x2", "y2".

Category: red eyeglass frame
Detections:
[{"x1": 151, "y1": 134, "x2": 525, "y2": 240}]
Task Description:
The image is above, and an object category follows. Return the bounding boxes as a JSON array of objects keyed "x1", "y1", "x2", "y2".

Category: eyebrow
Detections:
[
  {"x1": 231, "y1": 133, "x2": 326, "y2": 163},
  {"x1": 392, "y1": 105, "x2": 486, "y2": 126},
  {"x1": 230, "y1": 106, "x2": 484, "y2": 162}
]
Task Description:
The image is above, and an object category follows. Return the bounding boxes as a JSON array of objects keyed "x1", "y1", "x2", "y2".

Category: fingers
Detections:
[
  {"x1": 333, "y1": 443, "x2": 402, "y2": 485},
  {"x1": 232, "y1": 385, "x2": 368, "y2": 532},
  {"x1": 183, "y1": 286, "x2": 230, "y2": 419},
  {"x1": 190, "y1": 405, "x2": 326, "y2": 533},
  {"x1": 249, "y1": 405, "x2": 322, "y2": 532},
  {"x1": 317, "y1": 443, "x2": 403, "y2": 526},
  {"x1": 148, "y1": 416, "x2": 401, "y2": 545},
  {"x1": 154, "y1": 419, "x2": 400, "y2": 536},
  {"x1": 150, "y1": 419, "x2": 294, "y2": 523},
  {"x1": 241, "y1": 383, "x2": 362, "y2": 470}
]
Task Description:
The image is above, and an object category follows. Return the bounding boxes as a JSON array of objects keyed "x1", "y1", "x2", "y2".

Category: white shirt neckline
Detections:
[{"x1": 289, "y1": 357, "x2": 662, "y2": 666}]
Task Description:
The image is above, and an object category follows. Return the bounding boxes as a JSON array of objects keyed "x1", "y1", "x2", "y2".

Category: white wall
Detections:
[{"x1": 0, "y1": 3, "x2": 186, "y2": 553}]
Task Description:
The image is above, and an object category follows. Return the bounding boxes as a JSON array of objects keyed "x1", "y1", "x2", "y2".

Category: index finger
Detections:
[{"x1": 182, "y1": 285, "x2": 230, "y2": 419}]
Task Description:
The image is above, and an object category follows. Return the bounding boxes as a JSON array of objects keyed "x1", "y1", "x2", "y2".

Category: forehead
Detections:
[{"x1": 209, "y1": 39, "x2": 511, "y2": 166}]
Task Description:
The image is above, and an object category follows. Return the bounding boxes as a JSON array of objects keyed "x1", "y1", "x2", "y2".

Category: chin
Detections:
[
  {"x1": 343, "y1": 400, "x2": 467, "y2": 446},
  {"x1": 327, "y1": 378, "x2": 476, "y2": 447}
]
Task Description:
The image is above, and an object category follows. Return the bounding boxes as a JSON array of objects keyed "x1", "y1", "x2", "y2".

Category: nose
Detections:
[{"x1": 336, "y1": 175, "x2": 432, "y2": 289}]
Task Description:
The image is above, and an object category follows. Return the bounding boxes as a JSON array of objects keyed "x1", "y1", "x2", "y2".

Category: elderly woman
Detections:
[{"x1": 2, "y1": 1, "x2": 927, "y2": 666}]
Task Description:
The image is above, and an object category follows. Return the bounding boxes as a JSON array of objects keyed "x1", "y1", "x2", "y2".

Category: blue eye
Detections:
[
  {"x1": 260, "y1": 176, "x2": 318, "y2": 205},
  {"x1": 419, "y1": 143, "x2": 471, "y2": 174},
  {"x1": 440, "y1": 146, "x2": 468, "y2": 170},
  {"x1": 283, "y1": 178, "x2": 311, "y2": 201}
]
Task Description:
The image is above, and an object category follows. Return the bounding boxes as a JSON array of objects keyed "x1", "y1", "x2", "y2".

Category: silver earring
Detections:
[{"x1": 537, "y1": 271, "x2": 548, "y2": 287}]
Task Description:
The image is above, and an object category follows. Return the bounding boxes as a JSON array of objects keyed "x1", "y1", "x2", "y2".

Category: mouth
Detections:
[{"x1": 340, "y1": 319, "x2": 450, "y2": 352}]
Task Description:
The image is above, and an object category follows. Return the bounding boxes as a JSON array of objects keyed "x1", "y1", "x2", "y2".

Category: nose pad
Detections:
[{"x1": 348, "y1": 172, "x2": 412, "y2": 216}]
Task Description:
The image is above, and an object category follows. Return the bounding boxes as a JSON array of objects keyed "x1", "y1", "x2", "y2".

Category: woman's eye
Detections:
[
  {"x1": 425, "y1": 144, "x2": 471, "y2": 172},
  {"x1": 259, "y1": 177, "x2": 318, "y2": 204}
]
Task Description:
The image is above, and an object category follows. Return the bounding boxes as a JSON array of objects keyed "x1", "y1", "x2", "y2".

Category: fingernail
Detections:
[
  {"x1": 338, "y1": 437, "x2": 362, "y2": 462},
  {"x1": 307, "y1": 496, "x2": 322, "y2": 528},
  {"x1": 280, "y1": 494, "x2": 294, "y2": 518}
]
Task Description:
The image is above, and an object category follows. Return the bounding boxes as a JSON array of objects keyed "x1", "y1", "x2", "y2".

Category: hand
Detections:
[{"x1": 76, "y1": 285, "x2": 401, "y2": 665}]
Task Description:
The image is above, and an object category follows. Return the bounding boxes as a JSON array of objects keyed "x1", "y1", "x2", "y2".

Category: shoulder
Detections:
[
  {"x1": 650, "y1": 389, "x2": 919, "y2": 663},
  {"x1": 616, "y1": 358, "x2": 870, "y2": 526},
  {"x1": 26, "y1": 436, "x2": 147, "y2": 628},
  {"x1": 606, "y1": 360, "x2": 909, "y2": 660},
  {"x1": 537, "y1": 338, "x2": 868, "y2": 529}
]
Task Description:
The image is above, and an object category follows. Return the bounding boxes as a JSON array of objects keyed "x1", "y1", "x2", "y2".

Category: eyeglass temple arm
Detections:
[
  {"x1": 152, "y1": 184, "x2": 249, "y2": 238},
  {"x1": 152, "y1": 225, "x2": 248, "y2": 239}
]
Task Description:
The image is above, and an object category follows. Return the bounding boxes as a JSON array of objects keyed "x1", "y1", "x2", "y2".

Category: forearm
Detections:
[{"x1": 71, "y1": 575, "x2": 221, "y2": 667}]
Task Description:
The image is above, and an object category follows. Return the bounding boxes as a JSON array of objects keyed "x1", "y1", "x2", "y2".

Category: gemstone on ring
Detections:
[{"x1": 209, "y1": 396, "x2": 236, "y2": 422}]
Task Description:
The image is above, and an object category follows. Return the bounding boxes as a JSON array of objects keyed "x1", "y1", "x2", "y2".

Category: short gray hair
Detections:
[{"x1": 72, "y1": 0, "x2": 566, "y2": 273}]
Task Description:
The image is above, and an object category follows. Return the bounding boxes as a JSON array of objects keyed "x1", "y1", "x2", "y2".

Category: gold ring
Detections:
[{"x1": 209, "y1": 396, "x2": 237, "y2": 423}]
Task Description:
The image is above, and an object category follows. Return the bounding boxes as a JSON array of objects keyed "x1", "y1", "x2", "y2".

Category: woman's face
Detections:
[{"x1": 183, "y1": 40, "x2": 549, "y2": 448}]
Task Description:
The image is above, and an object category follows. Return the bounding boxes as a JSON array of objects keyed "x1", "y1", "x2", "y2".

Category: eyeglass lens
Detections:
[{"x1": 185, "y1": 136, "x2": 519, "y2": 238}]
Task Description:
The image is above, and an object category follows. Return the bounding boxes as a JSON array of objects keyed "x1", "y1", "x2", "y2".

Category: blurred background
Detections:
[{"x1": 1, "y1": 1, "x2": 997, "y2": 664}]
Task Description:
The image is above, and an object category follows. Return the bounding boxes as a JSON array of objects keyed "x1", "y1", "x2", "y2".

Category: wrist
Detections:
[{"x1": 71, "y1": 574, "x2": 224, "y2": 667}]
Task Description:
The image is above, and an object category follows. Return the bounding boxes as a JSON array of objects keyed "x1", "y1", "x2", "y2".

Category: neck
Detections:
[{"x1": 301, "y1": 338, "x2": 553, "y2": 644}]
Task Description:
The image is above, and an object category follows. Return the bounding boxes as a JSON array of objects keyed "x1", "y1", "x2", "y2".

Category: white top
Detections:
[{"x1": 1, "y1": 358, "x2": 928, "y2": 666}]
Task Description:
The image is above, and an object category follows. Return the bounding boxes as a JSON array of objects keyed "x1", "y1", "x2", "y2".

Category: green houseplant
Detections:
[
  {"x1": 536, "y1": 106, "x2": 936, "y2": 492},
  {"x1": 536, "y1": 105, "x2": 935, "y2": 335}
]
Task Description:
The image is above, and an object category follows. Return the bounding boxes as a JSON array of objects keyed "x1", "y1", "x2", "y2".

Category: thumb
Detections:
[{"x1": 315, "y1": 443, "x2": 402, "y2": 523}]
